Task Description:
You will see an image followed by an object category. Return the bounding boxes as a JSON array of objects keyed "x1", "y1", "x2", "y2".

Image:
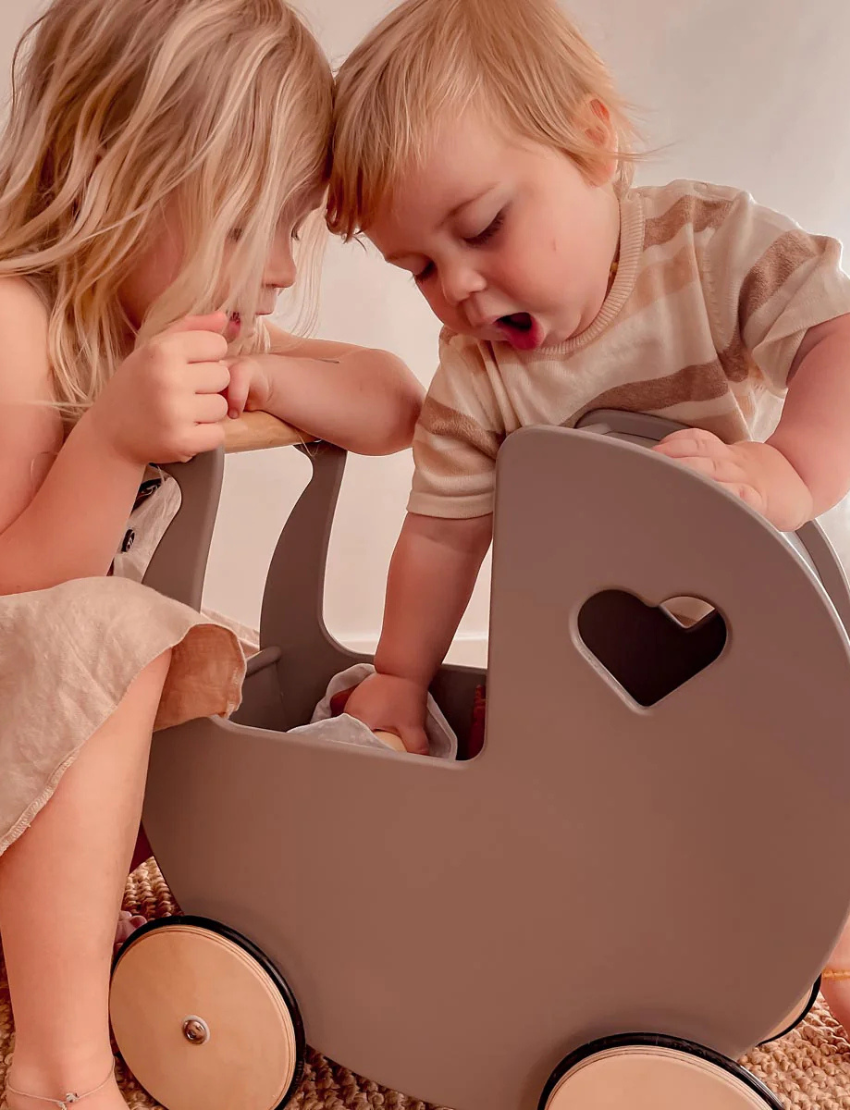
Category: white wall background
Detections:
[{"x1": 3, "y1": 0, "x2": 850, "y2": 661}]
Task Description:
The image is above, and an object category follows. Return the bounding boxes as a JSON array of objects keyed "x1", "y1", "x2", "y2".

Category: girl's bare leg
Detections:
[{"x1": 0, "y1": 651, "x2": 171, "y2": 1110}]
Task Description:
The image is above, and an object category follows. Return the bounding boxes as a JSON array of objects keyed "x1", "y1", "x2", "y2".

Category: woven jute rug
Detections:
[{"x1": 2, "y1": 858, "x2": 850, "y2": 1109}]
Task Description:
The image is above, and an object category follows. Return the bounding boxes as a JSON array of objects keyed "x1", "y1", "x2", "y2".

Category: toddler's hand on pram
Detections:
[
  {"x1": 343, "y1": 671, "x2": 430, "y2": 756},
  {"x1": 653, "y1": 428, "x2": 813, "y2": 530}
]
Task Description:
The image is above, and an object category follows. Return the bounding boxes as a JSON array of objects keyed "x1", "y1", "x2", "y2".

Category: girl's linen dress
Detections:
[{"x1": 0, "y1": 466, "x2": 245, "y2": 855}]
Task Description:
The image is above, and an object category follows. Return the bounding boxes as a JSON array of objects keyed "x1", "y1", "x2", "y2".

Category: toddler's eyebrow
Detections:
[
  {"x1": 384, "y1": 185, "x2": 500, "y2": 264},
  {"x1": 439, "y1": 185, "x2": 499, "y2": 229}
]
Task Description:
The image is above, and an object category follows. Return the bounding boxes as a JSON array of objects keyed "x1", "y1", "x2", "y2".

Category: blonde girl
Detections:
[{"x1": 0, "y1": 2, "x2": 421, "y2": 1107}]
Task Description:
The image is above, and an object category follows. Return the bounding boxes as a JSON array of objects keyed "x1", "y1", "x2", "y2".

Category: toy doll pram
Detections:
[{"x1": 109, "y1": 409, "x2": 850, "y2": 1110}]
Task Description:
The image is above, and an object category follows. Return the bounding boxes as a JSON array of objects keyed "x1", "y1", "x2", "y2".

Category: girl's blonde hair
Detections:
[
  {"x1": 328, "y1": 0, "x2": 639, "y2": 240},
  {"x1": 0, "y1": 0, "x2": 333, "y2": 418}
]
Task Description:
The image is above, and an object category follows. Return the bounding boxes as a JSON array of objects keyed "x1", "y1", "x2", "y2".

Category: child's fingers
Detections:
[
  {"x1": 154, "y1": 314, "x2": 229, "y2": 363},
  {"x1": 182, "y1": 420, "x2": 226, "y2": 458},
  {"x1": 399, "y1": 726, "x2": 430, "y2": 756},
  {"x1": 724, "y1": 482, "x2": 765, "y2": 513},
  {"x1": 192, "y1": 393, "x2": 230, "y2": 425},
  {"x1": 161, "y1": 330, "x2": 229, "y2": 364},
  {"x1": 185, "y1": 360, "x2": 231, "y2": 395},
  {"x1": 223, "y1": 359, "x2": 253, "y2": 419},
  {"x1": 654, "y1": 435, "x2": 723, "y2": 460},
  {"x1": 665, "y1": 454, "x2": 743, "y2": 484},
  {"x1": 659, "y1": 452, "x2": 766, "y2": 511}
]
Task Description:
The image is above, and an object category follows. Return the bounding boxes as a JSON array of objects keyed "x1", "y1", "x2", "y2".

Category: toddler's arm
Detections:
[
  {"x1": 228, "y1": 326, "x2": 423, "y2": 455},
  {"x1": 344, "y1": 511, "x2": 493, "y2": 754},
  {"x1": 654, "y1": 190, "x2": 850, "y2": 530},
  {"x1": 655, "y1": 313, "x2": 850, "y2": 531},
  {"x1": 766, "y1": 313, "x2": 850, "y2": 518}
]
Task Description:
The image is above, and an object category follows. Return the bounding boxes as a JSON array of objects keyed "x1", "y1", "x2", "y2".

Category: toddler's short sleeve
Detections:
[
  {"x1": 407, "y1": 332, "x2": 505, "y2": 519},
  {"x1": 701, "y1": 185, "x2": 850, "y2": 392}
]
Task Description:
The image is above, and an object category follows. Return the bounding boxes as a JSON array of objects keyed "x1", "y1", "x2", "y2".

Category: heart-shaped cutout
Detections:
[{"x1": 577, "y1": 590, "x2": 727, "y2": 707}]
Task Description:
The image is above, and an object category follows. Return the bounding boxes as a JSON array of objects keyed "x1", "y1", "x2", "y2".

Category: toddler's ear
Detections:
[
  {"x1": 584, "y1": 98, "x2": 614, "y2": 144},
  {"x1": 582, "y1": 97, "x2": 619, "y2": 184}
]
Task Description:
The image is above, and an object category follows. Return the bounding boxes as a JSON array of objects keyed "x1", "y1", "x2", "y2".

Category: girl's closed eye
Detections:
[{"x1": 414, "y1": 260, "x2": 435, "y2": 284}]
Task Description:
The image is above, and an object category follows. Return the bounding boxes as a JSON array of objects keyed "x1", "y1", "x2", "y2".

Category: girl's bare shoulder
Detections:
[
  {"x1": 0, "y1": 276, "x2": 53, "y2": 404},
  {"x1": 0, "y1": 279, "x2": 64, "y2": 533}
]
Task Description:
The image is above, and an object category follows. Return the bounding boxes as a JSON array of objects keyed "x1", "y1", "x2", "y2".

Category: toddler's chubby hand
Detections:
[
  {"x1": 343, "y1": 671, "x2": 430, "y2": 756},
  {"x1": 653, "y1": 428, "x2": 813, "y2": 531}
]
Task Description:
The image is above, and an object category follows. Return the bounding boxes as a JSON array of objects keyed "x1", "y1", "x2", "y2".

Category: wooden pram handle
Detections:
[{"x1": 223, "y1": 410, "x2": 314, "y2": 454}]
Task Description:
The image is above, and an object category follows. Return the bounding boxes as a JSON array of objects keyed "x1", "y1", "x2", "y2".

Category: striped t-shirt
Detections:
[{"x1": 408, "y1": 179, "x2": 850, "y2": 520}]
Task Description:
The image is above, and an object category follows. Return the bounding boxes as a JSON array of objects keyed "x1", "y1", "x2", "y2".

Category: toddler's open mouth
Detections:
[{"x1": 496, "y1": 312, "x2": 544, "y2": 351}]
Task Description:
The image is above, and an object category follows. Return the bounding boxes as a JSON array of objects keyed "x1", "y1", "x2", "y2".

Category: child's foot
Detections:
[
  {"x1": 6, "y1": 1064, "x2": 129, "y2": 1110},
  {"x1": 7, "y1": 1087, "x2": 129, "y2": 1110},
  {"x1": 114, "y1": 909, "x2": 147, "y2": 955}
]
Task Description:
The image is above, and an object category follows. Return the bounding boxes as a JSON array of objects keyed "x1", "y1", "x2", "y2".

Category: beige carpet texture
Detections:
[{"x1": 2, "y1": 857, "x2": 850, "y2": 1109}]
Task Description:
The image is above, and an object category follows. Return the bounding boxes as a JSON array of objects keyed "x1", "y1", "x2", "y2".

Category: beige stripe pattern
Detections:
[{"x1": 409, "y1": 179, "x2": 850, "y2": 519}]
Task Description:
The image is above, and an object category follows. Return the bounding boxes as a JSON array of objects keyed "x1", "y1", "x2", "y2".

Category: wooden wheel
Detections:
[
  {"x1": 110, "y1": 916, "x2": 304, "y2": 1110},
  {"x1": 540, "y1": 1035, "x2": 782, "y2": 1110}
]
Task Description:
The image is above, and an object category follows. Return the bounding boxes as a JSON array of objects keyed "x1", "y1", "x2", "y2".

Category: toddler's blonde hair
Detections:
[
  {"x1": 328, "y1": 0, "x2": 638, "y2": 240},
  {"x1": 0, "y1": 0, "x2": 333, "y2": 418}
]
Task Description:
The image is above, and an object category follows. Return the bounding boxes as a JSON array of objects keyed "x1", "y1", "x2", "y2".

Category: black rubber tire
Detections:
[{"x1": 539, "y1": 1032, "x2": 783, "y2": 1109}]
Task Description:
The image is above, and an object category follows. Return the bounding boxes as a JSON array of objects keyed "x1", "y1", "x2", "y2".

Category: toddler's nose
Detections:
[{"x1": 440, "y1": 261, "x2": 485, "y2": 307}]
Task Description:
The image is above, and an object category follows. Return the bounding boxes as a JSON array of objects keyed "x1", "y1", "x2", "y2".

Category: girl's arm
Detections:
[
  {"x1": 0, "y1": 279, "x2": 146, "y2": 594},
  {"x1": 0, "y1": 281, "x2": 230, "y2": 594},
  {"x1": 230, "y1": 324, "x2": 423, "y2": 455}
]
